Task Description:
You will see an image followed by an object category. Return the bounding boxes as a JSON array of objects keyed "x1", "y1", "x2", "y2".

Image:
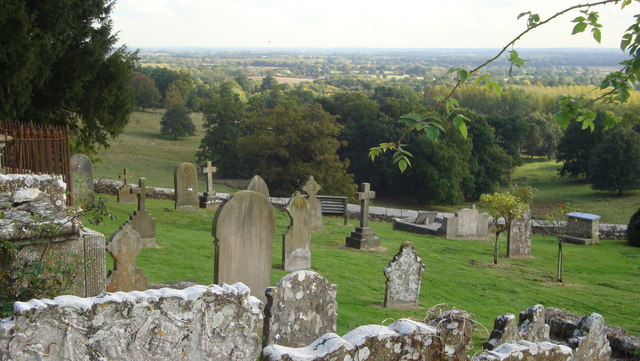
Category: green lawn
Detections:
[{"x1": 86, "y1": 195, "x2": 640, "y2": 350}]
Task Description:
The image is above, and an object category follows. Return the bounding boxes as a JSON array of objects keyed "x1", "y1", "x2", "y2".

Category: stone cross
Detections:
[
  {"x1": 106, "y1": 224, "x2": 147, "y2": 292},
  {"x1": 119, "y1": 168, "x2": 132, "y2": 186},
  {"x1": 135, "y1": 177, "x2": 152, "y2": 211},
  {"x1": 357, "y1": 182, "x2": 375, "y2": 227},
  {"x1": 302, "y1": 175, "x2": 323, "y2": 232},
  {"x1": 202, "y1": 161, "x2": 217, "y2": 194}
]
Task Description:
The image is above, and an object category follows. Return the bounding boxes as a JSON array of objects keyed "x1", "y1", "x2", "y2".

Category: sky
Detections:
[{"x1": 112, "y1": 0, "x2": 637, "y2": 49}]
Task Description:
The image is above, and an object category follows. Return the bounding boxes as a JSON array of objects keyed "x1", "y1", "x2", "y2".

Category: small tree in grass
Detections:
[
  {"x1": 480, "y1": 186, "x2": 534, "y2": 264},
  {"x1": 160, "y1": 105, "x2": 195, "y2": 140}
]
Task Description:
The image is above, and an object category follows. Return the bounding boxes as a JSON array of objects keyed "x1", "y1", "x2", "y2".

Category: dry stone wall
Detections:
[{"x1": 0, "y1": 283, "x2": 263, "y2": 361}]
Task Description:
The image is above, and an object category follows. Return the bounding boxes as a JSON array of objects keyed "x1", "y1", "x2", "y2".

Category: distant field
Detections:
[{"x1": 248, "y1": 75, "x2": 315, "y2": 84}]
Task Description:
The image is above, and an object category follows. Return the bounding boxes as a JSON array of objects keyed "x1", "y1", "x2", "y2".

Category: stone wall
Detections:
[
  {"x1": 473, "y1": 341, "x2": 573, "y2": 361},
  {"x1": 0, "y1": 283, "x2": 263, "y2": 361}
]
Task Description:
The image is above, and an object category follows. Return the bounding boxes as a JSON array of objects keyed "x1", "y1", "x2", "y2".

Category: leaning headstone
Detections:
[
  {"x1": 126, "y1": 177, "x2": 156, "y2": 248},
  {"x1": 70, "y1": 153, "x2": 94, "y2": 204},
  {"x1": 117, "y1": 168, "x2": 136, "y2": 203},
  {"x1": 561, "y1": 212, "x2": 601, "y2": 245},
  {"x1": 263, "y1": 270, "x2": 338, "y2": 348},
  {"x1": 174, "y1": 162, "x2": 199, "y2": 210},
  {"x1": 247, "y1": 174, "x2": 270, "y2": 199},
  {"x1": 302, "y1": 175, "x2": 323, "y2": 231},
  {"x1": 0, "y1": 283, "x2": 263, "y2": 360},
  {"x1": 282, "y1": 192, "x2": 312, "y2": 271},
  {"x1": 200, "y1": 160, "x2": 220, "y2": 209},
  {"x1": 509, "y1": 211, "x2": 532, "y2": 257},
  {"x1": 345, "y1": 182, "x2": 380, "y2": 250},
  {"x1": 383, "y1": 242, "x2": 425, "y2": 308},
  {"x1": 213, "y1": 190, "x2": 276, "y2": 304},
  {"x1": 105, "y1": 224, "x2": 147, "y2": 292}
]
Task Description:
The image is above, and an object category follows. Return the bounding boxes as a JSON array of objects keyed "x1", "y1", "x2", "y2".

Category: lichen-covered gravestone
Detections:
[
  {"x1": 345, "y1": 182, "x2": 380, "y2": 250},
  {"x1": 247, "y1": 174, "x2": 270, "y2": 199},
  {"x1": 282, "y1": 192, "x2": 312, "y2": 271},
  {"x1": 174, "y1": 162, "x2": 199, "y2": 211},
  {"x1": 263, "y1": 270, "x2": 338, "y2": 348},
  {"x1": 70, "y1": 153, "x2": 94, "y2": 204},
  {"x1": 213, "y1": 190, "x2": 276, "y2": 303},
  {"x1": 302, "y1": 175, "x2": 323, "y2": 231},
  {"x1": 106, "y1": 224, "x2": 147, "y2": 292},
  {"x1": 117, "y1": 168, "x2": 136, "y2": 203},
  {"x1": 509, "y1": 211, "x2": 532, "y2": 258},
  {"x1": 126, "y1": 177, "x2": 156, "y2": 248},
  {"x1": 383, "y1": 242, "x2": 425, "y2": 308}
]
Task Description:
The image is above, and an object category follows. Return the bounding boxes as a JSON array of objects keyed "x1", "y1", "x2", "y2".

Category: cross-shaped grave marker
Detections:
[
  {"x1": 135, "y1": 177, "x2": 152, "y2": 211},
  {"x1": 202, "y1": 161, "x2": 217, "y2": 194},
  {"x1": 357, "y1": 182, "x2": 375, "y2": 228},
  {"x1": 119, "y1": 168, "x2": 132, "y2": 186},
  {"x1": 302, "y1": 175, "x2": 324, "y2": 231}
]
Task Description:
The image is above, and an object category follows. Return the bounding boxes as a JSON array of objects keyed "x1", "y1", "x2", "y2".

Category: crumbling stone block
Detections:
[
  {"x1": 569, "y1": 313, "x2": 611, "y2": 361},
  {"x1": 473, "y1": 340, "x2": 573, "y2": 361},
  {"x1": 425, "y1": 308, "x2": 476, "y2": 360}
]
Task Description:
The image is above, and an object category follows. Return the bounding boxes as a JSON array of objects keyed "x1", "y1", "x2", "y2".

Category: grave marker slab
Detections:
[
  {"x1": 127, "y1": 177, "x2": 156, "y2": 248},
  {"x1": 509, "y1": 211, "x2": 532, "y2": 258},
  {"x1": 213, "y1": 190, "x2": 276, "y2": 303},
  {"x1": 70, "y1": 153, "x2": 94, "y2": 204},
  {"x1": 302, "y1": 175, "x2": 323, "y2": 231},
  {"x1": 247, "y1": 174, "x2": 270, "y2": 199},
  {"x1": 345, "y1": 182, "x2": 380, "y2": 250},
  {"x1": 105, "y1": 224, "x2": 147, "y2": 292},
  {"x1": 263, "y1": 270, "x2": 338, "y2": 348},
  {"x1": 174, "y1": 162, "x2": 199, "y2": 210},
  {"x1": 117, "y1": 168, "x2": 136, "y2": 203},
  {"x1": 384, "y1": 242, "x2": 425, "y2": 308},
  {"x1": 282, "y1": 192, "x2": 312, "y2": 271}
]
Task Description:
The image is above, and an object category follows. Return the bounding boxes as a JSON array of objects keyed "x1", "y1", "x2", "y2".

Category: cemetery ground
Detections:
[{"x1": 84, "y1": 194, "x2": 640, "y2": 352}]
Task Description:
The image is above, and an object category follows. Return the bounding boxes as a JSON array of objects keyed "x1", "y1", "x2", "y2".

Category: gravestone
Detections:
[
  {"x1": 561, "y1": 212, "x2": 601, "y2": 245},
  {"x1": 383, "y1": 242, "x2": 425, "y2": 308},
  {"x1": 263, "y1": 270, "x2": 338, "y2": 348},
  {"x1": 509, "y1": 211, "x2": 532, "y2": 257},
  {"x1": 174, "y1": 162, "x2": 198, "y2": 210},
  {"x1": 126, "y1": 177, "x2": 157, "y2": 248},
  {"x1": 345, "y1": 182, "x2": 380, "y2": 250},
  {"x1": 105, "y1": 224, "x2": 147, "y2": 292},
  {"x1": 302, "y1": 175, "x2": 323, "y2": 231},
  {"x1": 247, "y1": 174, "x2": 270, "y2": 199},
  {"x1": 117, "y1": 168, "x2": 136, "y2": 203},
  {"x1": 70, "y1": 153, "x2": 94, "y2": 204},
  {"x1": 200, "y1": 160, "x2": 219, "y2": 209},
  {"x1": 282, "y1": 192, "x2": 312, "y2": 271},
  {"x1": 456, "y1": 208, "x2": 479, "y2": 237},
  {"x1": 213, "y1": 190, "x2": 275, "y2": 303}
]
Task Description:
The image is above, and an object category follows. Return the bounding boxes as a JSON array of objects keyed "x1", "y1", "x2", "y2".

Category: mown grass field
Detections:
[{"x1": 85, "y1": 195, "x2": 640, "y2": 351}]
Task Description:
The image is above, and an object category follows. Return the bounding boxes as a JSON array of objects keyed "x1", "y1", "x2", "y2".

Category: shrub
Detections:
[{"x1": 628, "y1": 208, "x2": 640, "y2": 247}]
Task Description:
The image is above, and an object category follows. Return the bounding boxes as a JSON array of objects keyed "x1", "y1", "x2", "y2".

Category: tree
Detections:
[
  {"x1": 557, "y1": 112, "x2": 605, "y2": 178},
  {"x1": 588, "y1": 127, "x2": 640, "y2": 194},
  {"x1": 131, "y1": 72, "x2": 160, "y2": 111},
  {"x1": 160, "y1": 105, "x2": 195, "y2": 140},
  {"x1": 0, "y1": 0, "x2": 137, "y2": 150},
  {"x1": 480, "y1": 186, "x2": 534, "y2": 264}
]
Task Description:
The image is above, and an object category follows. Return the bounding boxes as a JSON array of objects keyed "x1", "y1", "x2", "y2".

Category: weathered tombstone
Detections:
[
  {"x1": 302, "y1": 175, "x2": 323, "y2": 231},
  {"x1": 456, "y1": 208, "x2": 479, "y2": 238},
  {"x1": 383, "y1": 242, "x2": 425, "y2": 308},
  {"x1": 560, "y1": 212, "x2": 601, "y2": 245},
  {"x1": 247, "y1": 174, "x2": 270, "y2": 199},
  {"x1": 174, "y1": 162, "x2": 199, "y2": 210},
  {"x1": 70, "y1": 153, "x2": 94, "y2": 204},
  {"x1": 105, "y1": 224, "x2": 147, "y2": 292},
  {"x1": 200, "y1": 160, "x2": 219, "y2": 209},
  {"x1": 126, "y1": 177, "x2": 157, "y2": 248},
  {"x1": 263, "y1": 270, "x2": 338, "y2": 348},
  {"x1": 117, "y1": 168, "x2": 136, "y2": 203},
  {"x1": 509, "y1": 211, "x2": 532, "y2": 257},
  {"x1": 282, "y1": 192, "x2": 312, "y2": 271},
  {"x1": 213, "y1": 190, "x2": 275, "y2": 303},
  {"x1": 345, "y1": 182, "x2": 380, "y2": 250}
]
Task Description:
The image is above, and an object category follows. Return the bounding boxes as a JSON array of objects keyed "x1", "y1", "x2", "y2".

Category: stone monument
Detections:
[
  {"x1": 346, "y1": 182, "x2": 380, "y2": 250},
  {"x1": 247, "y1": 174, "x2": 270, "y2": 199},
  {"x1": 263, "y1": 270, "x2": 338, "y2": 347},
  {"x1": 174, "y1": 162, "x2": 199, "y2": 211},
  {"x1": 126, "y1": 177, "x2": 157, "y2": 248},
  {"x1": 105, "y1": 223, "x2": 147, "y2": 292},
  {"x1": 70, "y1": 153, "x2": 94, "y2": 205},
  {"x1": 508, "y1": 211, "x2": 532, "y2": 257},
  {"x1": 384, "y1": 242, "x2": 425, "y2": 308},
  {"x1": 282, "y1": 192, "x2": 312, "y2": 271},
  {"x1": 302, "y1": 175, "x2": 323, "y2": 231},
  {"x1": 200, "y1": 160, "x2": 220, "y2": 209},
  {"x1": 560, "y1": 212, "x2": 601, "y2": 245},
  {"x1": 117, "y1": 168, "x2": 136, "y2": 203},
  {"x1": 213, "y1": 190, "x2": 276, "y2": 303}
]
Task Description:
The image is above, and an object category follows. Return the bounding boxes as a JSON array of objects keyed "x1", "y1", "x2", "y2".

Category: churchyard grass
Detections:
[
  {"x1": 513, "y1": 158, "x2": 640, "y2": 224},
  {"x1": 85, "y1": 194, "x2": 640, "y2": 351}
]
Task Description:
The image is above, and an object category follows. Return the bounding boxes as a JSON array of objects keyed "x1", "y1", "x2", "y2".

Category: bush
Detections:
[{"x1": 628, "y1": 208, "x2": 640, "y2": 247}]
